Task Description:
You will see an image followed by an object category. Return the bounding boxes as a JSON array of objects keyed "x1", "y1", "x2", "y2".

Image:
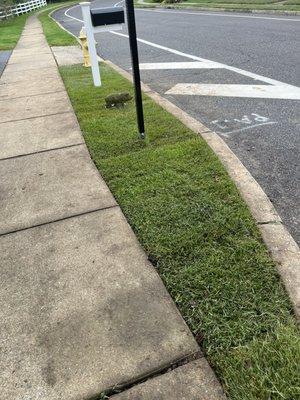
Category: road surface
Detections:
[{"x1": 53, "y1": 2, "x2": 300, "y2": 243}]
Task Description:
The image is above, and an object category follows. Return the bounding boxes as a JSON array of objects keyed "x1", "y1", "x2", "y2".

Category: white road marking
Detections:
[
  {"x1": 110, "y1": 31, "x2": 298, "y2": 89},
  {"x1": 211, "y1": 113, "x2": 277, "y2": 135},
  {"x1": 220, "y1": 122, "x2": 277, "y2": 137},
  {"x1": 166, "y1": 84, "x2": 300, "y2": 99},
  {"x1": 62, "y1": 4, "x2": 300, "y2": 100},
  {"x1": 63, "y1": 6, "x2": 298, "y2": 89},
  {"x1": 114, "y1": 0, "x2": 125, "y2": 6},
  {"x1": 139, "y1": 61, "x2": 222, "y2": 69},
  {"x1": 64, "y1": 5, "x2": 83, "y2": 23},
  {"x1": 137, "y1": 8, "x2": 300, "y2": 22},
  {"x1": 64, "y1": 0, "x2": 124, "y2": 21}
]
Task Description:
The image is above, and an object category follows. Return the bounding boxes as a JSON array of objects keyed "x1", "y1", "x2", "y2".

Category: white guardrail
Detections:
[{"x1": 0, "y1": 0, "x2": 47, "y2": 20}]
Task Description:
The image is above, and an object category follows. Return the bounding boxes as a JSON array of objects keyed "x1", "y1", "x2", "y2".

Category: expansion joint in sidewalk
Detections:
[
  {"x1": 97, "y1": 351, "x2": 203, "y2": 399},
  {"x1": 0, "y1": 205, "x2": 119, "y2": 237},
  {"x1": 0, "y1": 110, "x2": 74, "y2": 125},
  {"x1": 0, "y1": 89, "x2": 66, "y2": 101},
  {"x1": 0, "y1": 142, "x2": 84, "y2": 162}
]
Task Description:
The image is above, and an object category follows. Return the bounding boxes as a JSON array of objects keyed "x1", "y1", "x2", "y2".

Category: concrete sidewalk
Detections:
[{"x1": 0, "y1": 16, "x2": 225, "y2": 399}]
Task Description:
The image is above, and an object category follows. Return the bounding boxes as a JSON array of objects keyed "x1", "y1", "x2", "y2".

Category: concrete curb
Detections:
[
  {"x1": 104, "y1": 59, "x2": 300, "y2": 321},
  {"x1": 136, "y1": 2, "x2": 300, "y2": 16}
]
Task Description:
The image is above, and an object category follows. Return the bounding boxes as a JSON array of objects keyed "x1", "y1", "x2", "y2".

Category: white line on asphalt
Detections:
[
  {"x1": 137, "y1": 8, "x2": 300, "y2": 22},
  {"x1": 139, "y1": 61, "x2": 222, "y2": 69},
  {"x1": 114, "y1": 0, "x2": 125, "y2": 6},
  {"x1": 110, "y1": 31, "x2": 298, "y2": 89},
  {"x1": 65, "y1": 0, "x2": 124, "y2": 21},
  {"x1": 166, "y1": 84, "x2": 300, "y2": 99},
  {"x1": 220, "y1": 121, "x2": 277, "y2": 136},
  {"x1": 64, "y1": 4, "x2": 83, "y2": 23}
]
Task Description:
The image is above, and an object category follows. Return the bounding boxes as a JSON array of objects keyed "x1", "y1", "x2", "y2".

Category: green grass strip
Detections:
[
  {"x1": 38, "y1": 2, "x2": 77, "y2": 46},
  {"x1": 59, "y1": 63, "x2": 300, "y2": 399},
  {"x1": 0, "y1": 14, "x2": 29, "y2": 50}
]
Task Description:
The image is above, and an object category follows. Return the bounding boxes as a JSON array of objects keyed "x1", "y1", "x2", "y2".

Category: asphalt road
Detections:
[
  {"x1": 0, "y1": 51, "x2": 12, "y2": 76},
  {"x1": 53, "y1": 2, "x2": 300, "y2": 243}
]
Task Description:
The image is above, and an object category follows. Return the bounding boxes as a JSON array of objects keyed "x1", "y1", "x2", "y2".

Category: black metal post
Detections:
[{"x1": 125, "y1": 0, "x2": 145, "y2": 139}]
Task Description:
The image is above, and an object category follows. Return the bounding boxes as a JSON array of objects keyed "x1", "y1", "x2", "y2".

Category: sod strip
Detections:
[
  {"x1": 59, "y1": 63, "x2": 300, "y2": 400},
  {"x1": 38, "y1": 2, "x2": 78, "y2": 47}
]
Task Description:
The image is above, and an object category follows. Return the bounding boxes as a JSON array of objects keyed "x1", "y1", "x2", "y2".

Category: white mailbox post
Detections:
[
  {"x1": 79, "y1": 2, "x2": 125, "y2": 87},
  {"x1": 80, "y1": 1, "x2": 145, "y2": 139}
]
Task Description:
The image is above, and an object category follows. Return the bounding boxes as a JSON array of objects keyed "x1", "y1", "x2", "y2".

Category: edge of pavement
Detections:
[
  {"x1": 135, "y1": 1, "x2": 300, "y2": 16},
  {"x1": 50, "y1": 4, "x2": 300, "y2": 321}
]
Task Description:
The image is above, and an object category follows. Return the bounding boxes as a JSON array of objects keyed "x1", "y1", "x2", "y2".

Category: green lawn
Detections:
[
  {"x1": 183, "y1": 2, "x2": 300, "y2": 11},
  {"x1": 0, "y1": 13, "x2": 28, "y2": 50},
  {"x1": 59, "y1": 63, "x2": 300, "y2": 400},
  {"x1": 143, "y1": 0, "x2": 300, "y2": 11},
  {"x1": 0, "y1": 1, "x2": 77, "y2": 50}
]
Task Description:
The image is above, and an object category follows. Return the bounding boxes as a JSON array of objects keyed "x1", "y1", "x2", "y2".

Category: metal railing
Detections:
[{"x1": 0, "y1": 0, "x2": 47, "y2": 20}]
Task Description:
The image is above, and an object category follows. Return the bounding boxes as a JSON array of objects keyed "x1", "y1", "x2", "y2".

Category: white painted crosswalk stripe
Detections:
[
  {"x1": 63, "y1": 9, "x2": 300, "y2": 101},
  {"x1": 166, "y1": 84, "x2": 300, "y2": 100}
]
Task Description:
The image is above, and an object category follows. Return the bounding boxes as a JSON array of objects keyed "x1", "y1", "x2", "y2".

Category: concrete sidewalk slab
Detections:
[
  {"x1": 0, "y1": 92, "x2": 72, "y2": 123},
  {"x1": 4, "y1": 58, "x2": 56, "y2": 72},
  {"x1": 8, "y1": 52, "x2": 54, "y2": 64},
  {"x1": 22, "y1": 28, "x2": 43, "y2": 35},
  {"x1": 52, "y1": 46, "x2": 83, "y2": 66},
  {"x1": 20, "y1": 28, "x2": 45, "y2": 39},
  {"x1": 22, "y1": 26, "x2": 43, "y2": 32},
  {"x1": 21, "y1": 32, "x2": 45, "y2": 38},
  {"x1": 17, "y1": 36, "x2": 47, "y2": 45},
  {"x1": 22, "y1": 25, "x2": 42, "y2": 30},
  {"x1": 0, "y1": 66, "x2": 59, "y2": 84},
  {"x1": 1, "y1": 208, "x2": 199, "y2": 400},
  {"x1": 16, "y1": 35, "x2": 47, "y2": 48},
  {"x1": 15, "y1": 42, "x2": 49, "y2": 50},
  {"x1": 0, "y1": 113, "x2": 83, "y2": 159},
  {"x1": 0, "y1": 75, "x2": 65, "y2": 99},
  {"x1": 0, "y1": 145, "x2": 116, "y2": 234},
  {"x1": 111, "y1": 359, "x2": 225, "y2": 400},
  {"x1": 11, "y1": 47, "x2": 52, "y2": 56}
]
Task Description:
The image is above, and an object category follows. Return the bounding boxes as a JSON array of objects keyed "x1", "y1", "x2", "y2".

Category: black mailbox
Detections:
[{"x1": 90, "y1": 7, "x2": 125, "y2": 27}]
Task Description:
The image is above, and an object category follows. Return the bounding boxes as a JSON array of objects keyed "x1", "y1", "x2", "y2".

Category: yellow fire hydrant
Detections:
[{"x1": 79, "y1": 28, "x2": 91, "y2": 68}]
